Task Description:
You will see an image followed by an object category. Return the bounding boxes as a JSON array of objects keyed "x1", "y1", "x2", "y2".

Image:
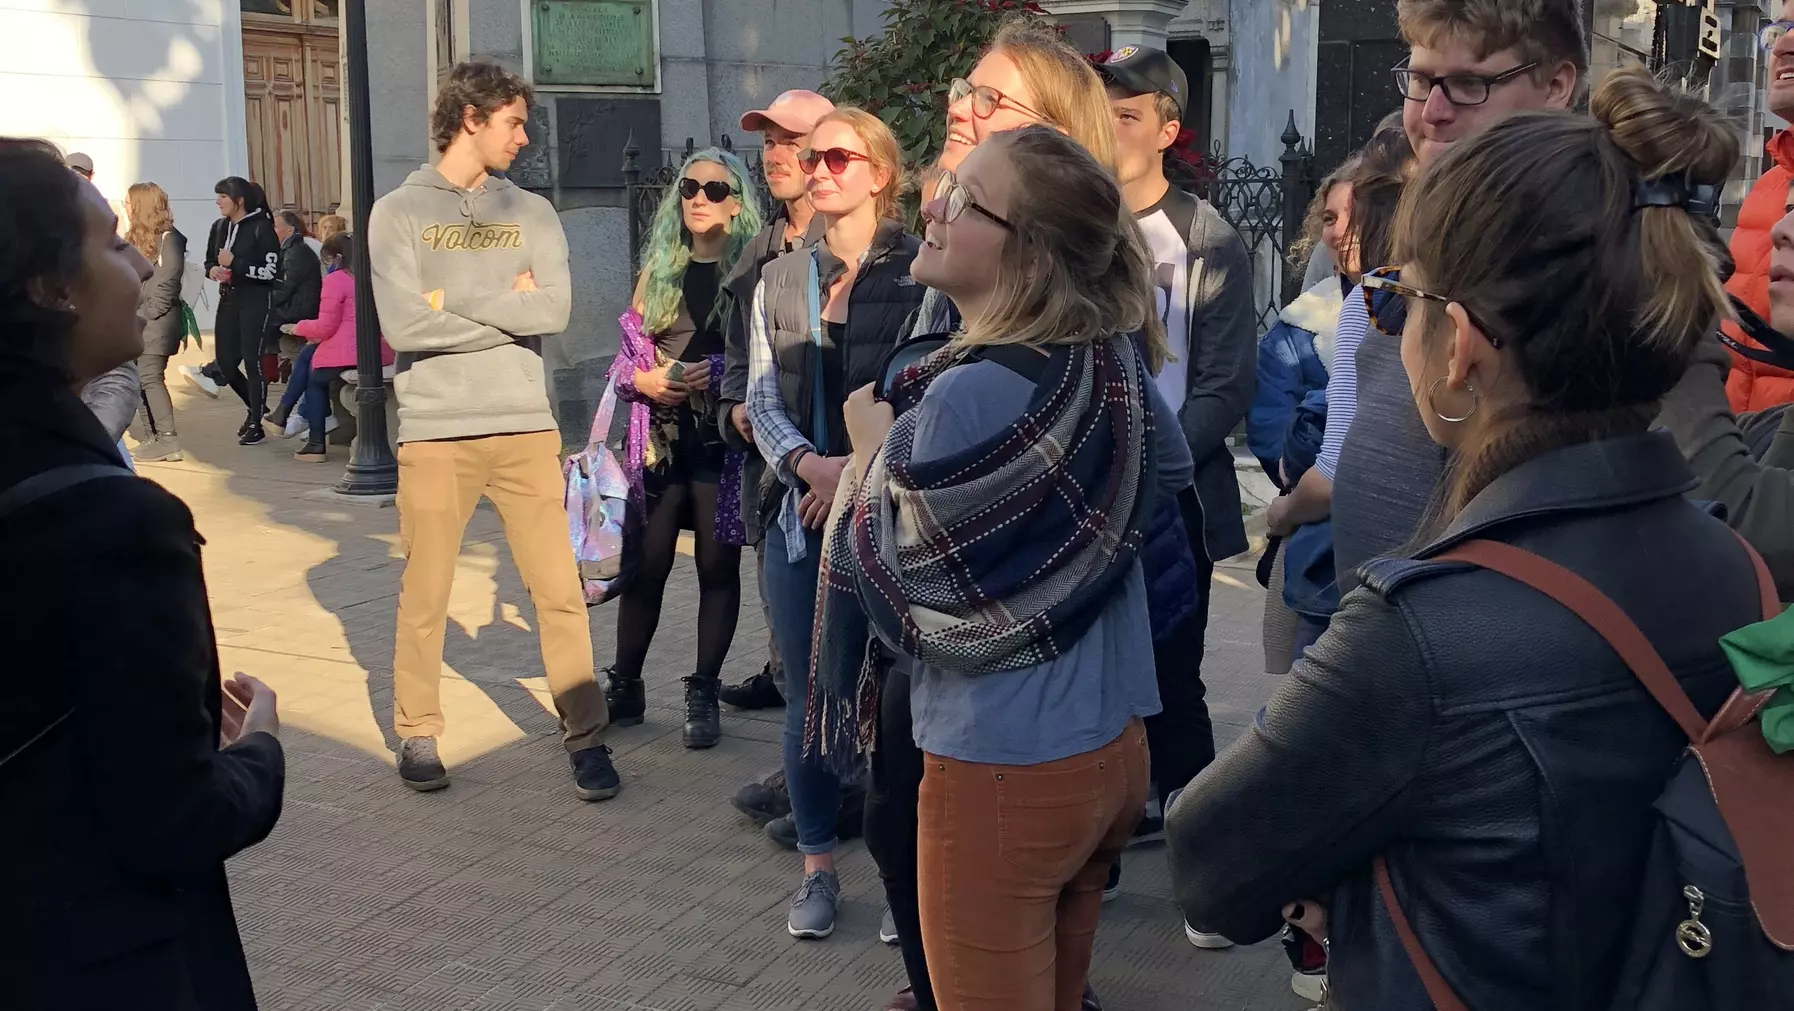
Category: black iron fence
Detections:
[
  {"x1": 622, "y1": 115, "x2": 1316, "y2": 326},
  {"x1": 1173, "y1": 112, "x2": 1318, "y2": 327}
]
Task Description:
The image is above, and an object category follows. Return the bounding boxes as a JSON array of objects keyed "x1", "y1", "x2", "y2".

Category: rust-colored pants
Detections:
[
  {"x1": 392, "y1": 430, "x2": 608, "y2": 752},
  {"x1": 918, "y1": 719, "x2": 1150, "y2": 1011}
]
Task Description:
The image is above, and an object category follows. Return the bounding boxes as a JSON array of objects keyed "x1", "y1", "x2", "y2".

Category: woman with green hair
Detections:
[{"x1": 603, "y1": 147, "x2": 764, "y2": 749}]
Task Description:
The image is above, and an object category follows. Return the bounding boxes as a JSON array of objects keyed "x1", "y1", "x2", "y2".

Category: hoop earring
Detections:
[{"x1": 1427, "y1": 377, "x2": 1477, "y2": 424}]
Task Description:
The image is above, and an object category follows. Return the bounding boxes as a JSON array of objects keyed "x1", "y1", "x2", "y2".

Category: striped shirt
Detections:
[{"x1": 1315, "y1": 283, "x2": 1368, "y2": 481}]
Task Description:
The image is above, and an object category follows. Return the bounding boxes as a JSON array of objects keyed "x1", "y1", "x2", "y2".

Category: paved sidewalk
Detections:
[{"x1": 144, "y1": 354, "x2": 1309, "y2": 1011}]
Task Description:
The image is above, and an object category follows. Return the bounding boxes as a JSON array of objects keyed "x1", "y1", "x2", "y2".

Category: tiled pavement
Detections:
[{"x1": 142, "y1": 349, "x2": 1309, "y2": 1011}]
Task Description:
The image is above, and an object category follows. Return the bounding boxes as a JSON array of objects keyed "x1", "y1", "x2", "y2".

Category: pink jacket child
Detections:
[{"x1": 293, "y1": 269, "x2": 393, "y2": 369}]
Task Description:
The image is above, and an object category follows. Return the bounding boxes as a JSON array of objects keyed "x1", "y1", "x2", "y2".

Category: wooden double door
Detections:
[{"x1": 242, "y1": 22, "x2": 342, "y2": 230}]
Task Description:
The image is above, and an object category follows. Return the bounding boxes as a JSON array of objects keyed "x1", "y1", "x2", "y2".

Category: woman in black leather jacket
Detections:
[{"x1": 1167, "y1": 70, "x2": 1767, "y2": 1010}]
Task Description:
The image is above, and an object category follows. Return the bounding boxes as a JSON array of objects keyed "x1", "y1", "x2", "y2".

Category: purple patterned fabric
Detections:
[{"x1": 612, "y1": 310, "x2": 745, "y2": 546}]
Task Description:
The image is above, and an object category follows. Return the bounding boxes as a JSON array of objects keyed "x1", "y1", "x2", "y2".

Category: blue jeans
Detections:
[
  {"x1": 301, "y1": 366, "x2": 344, "y2": 442},
  {"x1": 1292, "y1": 615, "x2": 1330, "y2": 660},
  {"x1": 763, "y1": 519, "x2": 840, "y2": 855},
  {"x1": 277, "y1": 342, "x2": 318, "y2": 416}
]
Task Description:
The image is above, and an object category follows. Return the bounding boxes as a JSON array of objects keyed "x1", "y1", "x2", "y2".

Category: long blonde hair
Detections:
[
  {"x1": 125, "y1": 182, "x2": 173, "y2": 262},
  {"x1": 316, "y1": 213, "x2": 349, "y2": 243},
  {"x1": 958, "y1": 126, "x2": 1166, "y2": 371},
  {"x1": 814, "y1": 107, "x2": 906, "y2": 222},
  {"x1": 988, "y1": 18, "x2": 1118, "y2": 175}
]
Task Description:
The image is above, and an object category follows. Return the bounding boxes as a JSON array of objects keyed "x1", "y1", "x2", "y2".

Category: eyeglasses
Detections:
[
  {"x1": 1392, "y1": 61, "x2": 1539, "y2": 107},
  {"x1": 948, "y1": 77, "x2": 1047, "y2": 123},
  {"x1": 934, "y1": 170, "x2": 1013, "y2": 231},
  {"x1": 678, "y1": 178, "x2": 735, "y2": 202},
  {"x1": 1761, "y1": 19, "x2": 1793, "y2": 51},
  {"x1": 798, "y1": 147, "x2": 870, "y2": 175}
]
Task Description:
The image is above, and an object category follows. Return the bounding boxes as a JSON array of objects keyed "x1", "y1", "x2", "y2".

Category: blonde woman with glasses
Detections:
[{"x1": 812, "y1": 125, "x2": 1188, "y2": 1011}]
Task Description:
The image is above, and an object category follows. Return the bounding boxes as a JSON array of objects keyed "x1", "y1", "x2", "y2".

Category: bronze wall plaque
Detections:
[{"x1": 533, "y1": 0, "x2": 656, "y2": 88}]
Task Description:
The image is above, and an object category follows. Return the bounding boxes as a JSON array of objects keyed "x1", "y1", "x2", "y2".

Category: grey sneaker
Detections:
[
  {"x1": 397, "y1": 736, "x2": 449, "y2": 792},
  {"x1": 879, "y1": 906, "x2": 899, "y2": 945},
  {"x1": 786, "y1": 870, "x2": 840, "y2": 939}
]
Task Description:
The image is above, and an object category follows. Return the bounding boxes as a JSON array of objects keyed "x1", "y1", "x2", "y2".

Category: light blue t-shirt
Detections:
[{"x1": 897, "y1": 358, "x2": 1192, "y2": 766}]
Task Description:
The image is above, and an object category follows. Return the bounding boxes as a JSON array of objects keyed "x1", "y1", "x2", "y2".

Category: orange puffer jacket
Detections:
[{"x1": 1724, "y1": 130, "x2": 1794, "y2": 413}]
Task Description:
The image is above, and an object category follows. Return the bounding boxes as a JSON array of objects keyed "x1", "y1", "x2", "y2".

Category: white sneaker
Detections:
[
  {"x1": 179, "y1": 365, "x2": 220, "y2": 398},
  {"x1": 878, "y1": 906, "x2": 899, "y2": 945},
  {"x1": 1184, "y1": 920, "x2": 1235, "y2": 950},
  {"x1": 285, "y1": 414, "x2": 340, "y2": 439},
  {"x1": 1291, "y1": 968, "x2": 1327, "y2": 1003}
]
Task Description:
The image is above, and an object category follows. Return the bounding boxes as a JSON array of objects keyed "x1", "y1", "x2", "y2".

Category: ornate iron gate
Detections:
[{"x1": 1173, "y1": 112, "x2": 1317, "y2": 327}]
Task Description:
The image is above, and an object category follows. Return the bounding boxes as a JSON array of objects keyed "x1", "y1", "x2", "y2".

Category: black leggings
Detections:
[
  {"x1": 864, "y1": 663, "x2": 937, "y2": 1011},
  {"x1": 612, "y1": 478, "x2": 742, "y2": 681},
  {"x1": 214, "y1": 289, "x2": 271, "y2": 420}
]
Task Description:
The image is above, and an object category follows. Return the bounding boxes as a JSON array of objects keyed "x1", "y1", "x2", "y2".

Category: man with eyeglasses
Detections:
[
  {"x1": 1318, "y1": 0, "x2": 1584, "y2": 597},
  {"x1": 1716, "y1": 6, "x2": 1794, "y2": 414}
]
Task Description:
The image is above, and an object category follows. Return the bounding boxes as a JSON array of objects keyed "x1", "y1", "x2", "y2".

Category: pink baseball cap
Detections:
[{"x1": 739, "y1": 90, "x2": 835, "y2": 135}]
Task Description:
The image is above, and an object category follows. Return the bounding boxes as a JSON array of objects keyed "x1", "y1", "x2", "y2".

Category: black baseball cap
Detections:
[{"x1": 1097, "y1": 46, "x2": 1189, "y2": 121}]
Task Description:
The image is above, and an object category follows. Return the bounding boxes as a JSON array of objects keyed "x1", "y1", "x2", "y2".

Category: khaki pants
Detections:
[
  {"x1": 392, "y1": 430, "x2": 608, "y2": 752},
  {"x1": 918, "y1": 719, "x2": 1150, "y2": 1011}
]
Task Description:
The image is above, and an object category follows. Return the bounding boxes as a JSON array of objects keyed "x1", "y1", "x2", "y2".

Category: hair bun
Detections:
[{"x1": 1590, "y1": 67, "x2": 1737, "y2": 189}]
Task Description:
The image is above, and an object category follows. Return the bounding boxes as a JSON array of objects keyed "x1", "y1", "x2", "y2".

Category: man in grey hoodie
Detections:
[{"x1": 368, "y1": 60, "x2": 618, "y2": 801}]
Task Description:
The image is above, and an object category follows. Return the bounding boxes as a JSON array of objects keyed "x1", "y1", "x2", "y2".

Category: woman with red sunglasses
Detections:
[{"x1": 744, "y1": 106, "x2": 923, "y2": 943}]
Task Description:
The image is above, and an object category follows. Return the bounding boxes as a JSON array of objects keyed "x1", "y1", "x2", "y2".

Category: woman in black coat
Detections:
[
  {"x1": 0, "y1": 138, "x2": 286, "y2": 1010},
  {"x1": 126, "y1": 180, "x2": 188, "y2": 462}
]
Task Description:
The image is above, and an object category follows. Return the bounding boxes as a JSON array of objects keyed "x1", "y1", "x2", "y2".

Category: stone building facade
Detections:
[{"x1": 357, "y1": 0, "x2": 889, "y2": 440}]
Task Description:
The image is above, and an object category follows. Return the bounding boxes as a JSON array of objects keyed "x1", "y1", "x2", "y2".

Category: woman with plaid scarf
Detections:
[{"x1": 813, "y1": 125, "x2": 1193, "y2": 1011}]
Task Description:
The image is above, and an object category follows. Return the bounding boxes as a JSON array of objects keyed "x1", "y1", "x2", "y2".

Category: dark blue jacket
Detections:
[{"x1": 1248, "y1": 277, "x2": 1343, "y2": 479}]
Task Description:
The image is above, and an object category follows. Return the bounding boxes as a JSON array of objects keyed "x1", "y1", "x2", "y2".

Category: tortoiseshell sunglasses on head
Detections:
[{"x1": 1359, "y1": 266, "x2": 1502, "y2": 349}]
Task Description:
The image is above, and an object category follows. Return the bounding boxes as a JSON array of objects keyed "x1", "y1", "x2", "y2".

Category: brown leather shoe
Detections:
[{"x1": 883, "y1": 986, "x2": 919, "y2": 1011}]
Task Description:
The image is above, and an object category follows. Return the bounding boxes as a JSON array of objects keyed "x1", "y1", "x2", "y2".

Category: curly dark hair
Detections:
[
  {"x1": 0, "y1": 137, "x2": 88, "y2": 374},
  {"x1": 430, "y1": 61, "x2": 534, "y2": 154}
]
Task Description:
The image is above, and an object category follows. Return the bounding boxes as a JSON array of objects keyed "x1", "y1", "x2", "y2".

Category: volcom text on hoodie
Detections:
[{"x1": 368, "y1": 166, "x2": 572, "y2": 443}]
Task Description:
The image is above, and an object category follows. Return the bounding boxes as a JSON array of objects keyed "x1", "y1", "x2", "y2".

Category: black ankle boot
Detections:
[
  {"x1": 602, "y1": 667, "x2": 644, "y2": 727},
  {"x1": 682, "y1": 674, "x2": 721, "y2": 749}
]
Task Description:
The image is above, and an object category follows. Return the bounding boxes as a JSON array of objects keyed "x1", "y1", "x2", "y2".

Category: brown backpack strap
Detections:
[
  {"x1": 1734, "y1": 528, "x2": 1782, "y2": 623},
  {"x1": 1434, "y1": 540, "x2": 1707, "y2": 742},
  {"x1": 1374, "y1": 535, "x2": 1772, "y2": 1007},
  {"x1": 1375, "y1": 855, "x2": 1471, "y2": 1011}
]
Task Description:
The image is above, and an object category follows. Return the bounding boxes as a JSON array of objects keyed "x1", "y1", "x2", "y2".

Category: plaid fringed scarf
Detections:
[{"x1": 803, "y1": 333, "x2": 1157, "y2": 777}]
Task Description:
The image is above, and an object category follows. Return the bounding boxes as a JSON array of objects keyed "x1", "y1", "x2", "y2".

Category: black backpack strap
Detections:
[
  {"x1": 0, "y1": 461, "x2": 131, "y2": 772},
  {"x1": 966, "y1": 344, "x2": 1050, "y2": 384},
  {"x1": 0, "y1": 463, "x2": 135, "y2": 522}
]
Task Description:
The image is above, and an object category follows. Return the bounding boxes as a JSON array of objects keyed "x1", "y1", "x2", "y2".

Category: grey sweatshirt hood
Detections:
[
  {"x1": 399, "y1": 166, "x2": 519, "y2": 225},
  {"x1": 367, "y1": 164, "x2": 572, "y2": 444}
]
